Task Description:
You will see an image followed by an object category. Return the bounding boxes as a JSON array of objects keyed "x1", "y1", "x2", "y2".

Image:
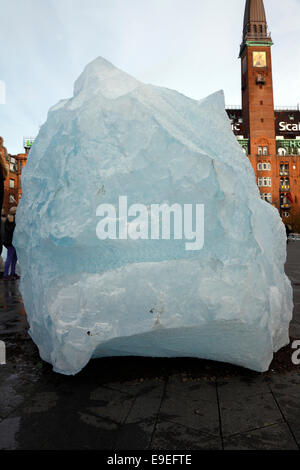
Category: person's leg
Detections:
[
  {"x1": 4, "y1": 246, "x2": 13, "y2": 278},
  {"x1": 0, "y1": 244, "x2": 3, "y2": 274},
  {"x1": 0, "y1": 250, "x2": 4, "y2": 277},
  {"x1": 10, "y1": 247, "x2": 17, "y2": 276},
  {"x1": 0, "y1": 179, "x2": 3, "y2": 233}
]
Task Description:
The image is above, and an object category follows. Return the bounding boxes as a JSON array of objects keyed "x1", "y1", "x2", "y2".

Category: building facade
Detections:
[
  {"x1": 1, "y1": 139, "x2": 31, "y2": 215},
  {"x1": 226, "y1": 0, "x2": 300, "y2": 229}
]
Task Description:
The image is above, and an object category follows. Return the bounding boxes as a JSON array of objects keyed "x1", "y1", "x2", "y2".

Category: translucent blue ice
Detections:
[{"x1": 14, "y1": 57, "x2": 293, "y2": 375}]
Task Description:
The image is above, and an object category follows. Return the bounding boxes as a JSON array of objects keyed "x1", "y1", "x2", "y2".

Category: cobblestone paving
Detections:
[{"x1": 0, "y1": 243, "x2": 299, "y2": 450}]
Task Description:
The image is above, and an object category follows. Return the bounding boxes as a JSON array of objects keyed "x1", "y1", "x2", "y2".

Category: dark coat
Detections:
[
  {"x1": 0, "y1": 216, "x2": 6, "y2": 245},
  {"x1": 3, "y1": 217, "x2": 15, "y2": 247}
]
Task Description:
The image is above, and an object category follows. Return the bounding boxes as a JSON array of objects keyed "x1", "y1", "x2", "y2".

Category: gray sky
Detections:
[{"x1": 0, "y1": 0, "x2": 300, "y2": 154}]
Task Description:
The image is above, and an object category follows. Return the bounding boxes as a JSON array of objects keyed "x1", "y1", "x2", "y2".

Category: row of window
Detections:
[
  {"x1": 257, "y1": 164, "x2": 296, "y2": 176},
  {"x1": 261, "y1": 194, "x2": 296, "y2": 210},
  {"x1": 247, "y1": 24, "x2": 266, "y2": 34},
  {"x1": 240, "y1": 145, "x2": 300, "y2": 157},
  {"x1": 278, "y1": 148, "x2": 300, "y2": 156},
  {"x1": 257, "y1": 147, "x2": 300, "y2": 157}
]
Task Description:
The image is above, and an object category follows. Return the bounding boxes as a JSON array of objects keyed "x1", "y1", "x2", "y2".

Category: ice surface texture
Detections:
[{"x1": 14, "y1": 57, "x2": 293, "y2": 375}]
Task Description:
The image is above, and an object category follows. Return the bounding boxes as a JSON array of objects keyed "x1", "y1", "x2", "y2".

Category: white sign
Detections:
[
  {"x1": 279, "y1": 122, "x2": 300, "y2": 132},
  {"x1": 292, "y1": 340, "x2": 300, "y2": 365},
  {"x1": 231, "y1": 123, "x2": 241, "y2": 132}
]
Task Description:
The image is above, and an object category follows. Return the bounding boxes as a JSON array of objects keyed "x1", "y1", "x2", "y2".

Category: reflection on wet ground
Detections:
[
  {"x1": 0, "y1": 244, "x2": 299, "y2": 450},
  {"x1": 0, "y1": 281, "x2": 27, "y2": 335}
]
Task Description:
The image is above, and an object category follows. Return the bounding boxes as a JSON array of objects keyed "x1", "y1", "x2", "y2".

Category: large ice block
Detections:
[{"x1": 14, "y1": 57, "x2": 293, "y2": 375}]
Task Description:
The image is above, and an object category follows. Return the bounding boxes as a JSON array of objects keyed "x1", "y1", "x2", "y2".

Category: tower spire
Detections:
[{"x1": 242, "y1": 0, "x2": 271, "y2": 43}]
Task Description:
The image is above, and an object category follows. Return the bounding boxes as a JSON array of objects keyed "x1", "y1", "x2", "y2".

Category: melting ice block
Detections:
[{"x1": 14, "y1": 57, "x2": 293, "y2": 375}]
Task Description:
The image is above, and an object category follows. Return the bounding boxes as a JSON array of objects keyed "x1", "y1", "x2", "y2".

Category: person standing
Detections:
[
  {"x1": 0, "y1": 209, "x2": 7, "y2": 278},
  {"x1": 3, "y1": 206, "x2": 19, "y2": 281},
  {"x1": 0, "y1": 137, "x2": 8, "y2": 221}
]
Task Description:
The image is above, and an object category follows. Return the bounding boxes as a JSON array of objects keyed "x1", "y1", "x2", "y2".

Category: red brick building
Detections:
[
  {"x1": 2, "y1": 145, "x2": 30, "y2": 215},
  {"x1": 226, "y1": 0, "x2": 300, "y2": 229}
]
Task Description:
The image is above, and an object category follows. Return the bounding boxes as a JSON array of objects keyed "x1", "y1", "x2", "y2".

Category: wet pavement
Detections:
[{"x1": 0, "y1": 244, "x2": 299, "y2": 450}]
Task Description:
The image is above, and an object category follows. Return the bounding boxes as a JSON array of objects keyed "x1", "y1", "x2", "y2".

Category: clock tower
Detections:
[{"x1": 240, "y1": 0, "x2": 276, "y2": 196}]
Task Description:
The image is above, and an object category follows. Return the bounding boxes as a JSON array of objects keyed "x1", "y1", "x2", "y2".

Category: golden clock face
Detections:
[{"x1": 253, "y1": 51, "x2": 267, "y2": 67}]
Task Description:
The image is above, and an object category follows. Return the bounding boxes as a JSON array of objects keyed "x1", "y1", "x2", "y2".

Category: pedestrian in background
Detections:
[
  {"x1": 0, "y1": 209, "x2": 7, "y2": 278},
  {"x1": 3, "y1": 206, "x2": 19, "y2": 281},
  {"x1": 0, "y1": 137, "x2": 8, "y2": 225}
]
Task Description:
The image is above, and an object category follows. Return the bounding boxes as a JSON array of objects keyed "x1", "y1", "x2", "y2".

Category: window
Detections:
[
  {"x1": 278, "y1": 148, "x2": 286, "y2": 156},
  {"x1": 10, "y1": 157, "x2": 15, "y2": 164},
  {"x1": 263, "y1": 177, "x2": 271, "y2": 187},
  {"x1": 257, "y1": 163, "x2": 271, "y2": 171},
  {"x1": 9, "y1": 195, "x2": 15, "y2": 203},
  {"x1": 261, "y1": 193, "x2": 272, "y2": 203},
  {"x1": 280, "y1": 194, "x2": 290, "y2": 207},
  {"x1": 256, "y1": 146, "x2": 268, "y2": 156},
  {"x1": 258, "y1": 177, "x2": 271, "y2": 187},
  {"x1": 283, "y1": 212, "x2": 290, "y2": 218},
  {"x1": 280, "y1": 177, "x2": 290, "y2": 190},
  {"x1": 9, "y1": 179, "x2": 14, "y2": 188},
  {"x1": 280, "y1": 164, "x2": 289, "y2": 175}
]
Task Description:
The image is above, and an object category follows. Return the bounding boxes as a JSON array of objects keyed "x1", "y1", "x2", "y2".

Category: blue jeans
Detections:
[{"x1": 4, "y1": 245, "x2": 17, "y2": 277}]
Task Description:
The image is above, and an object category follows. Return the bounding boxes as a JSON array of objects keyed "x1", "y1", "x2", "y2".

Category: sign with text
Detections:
[{"x1": 226, "y1": 109, "x2": 300, "y2": 137}]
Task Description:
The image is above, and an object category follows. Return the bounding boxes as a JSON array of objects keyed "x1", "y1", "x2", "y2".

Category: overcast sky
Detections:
[{"x1": 0, "y1": 0, "x2": 300, "y2": 154}]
